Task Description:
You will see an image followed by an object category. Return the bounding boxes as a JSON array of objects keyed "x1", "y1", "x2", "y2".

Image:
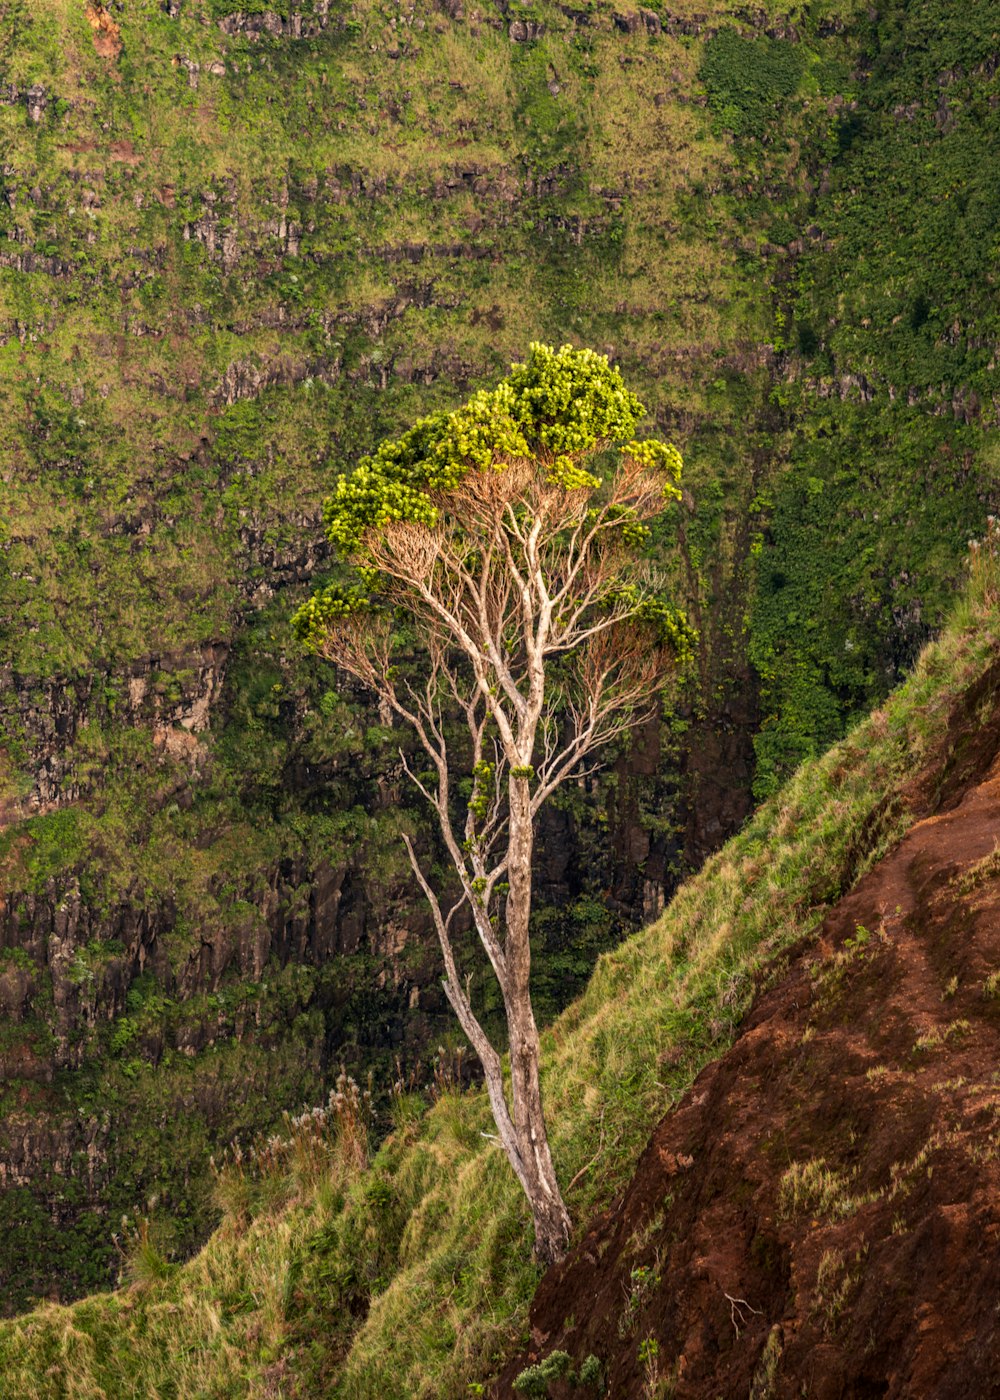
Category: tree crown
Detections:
[{"x1": 294, "y1": 343, "x2": 686, "y2": 649}]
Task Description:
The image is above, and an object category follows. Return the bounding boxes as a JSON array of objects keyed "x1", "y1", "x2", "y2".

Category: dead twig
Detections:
[
  {"x1": 566, "y1": 1108, "x2": 607, "y2": 1193},
  {"x1": 724, "y1": 1292, "x2": 763, "y2": 1338}
]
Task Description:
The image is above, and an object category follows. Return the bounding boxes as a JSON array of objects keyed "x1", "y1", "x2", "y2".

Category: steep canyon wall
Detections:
[{"x1": 0, "y1": 0, "x2": 996, "y2": 1307}]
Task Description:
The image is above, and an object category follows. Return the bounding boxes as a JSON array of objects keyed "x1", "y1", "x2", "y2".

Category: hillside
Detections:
[
  {"x1": 1, "y1": 0, "x2": 998, "y2": 1309},
  {"x1": 1, "y1": 525, "x2": 997, "y2": 1397},
  {"x1": 499, "y1": 560, "x2": 1000, "y2": 1395}
]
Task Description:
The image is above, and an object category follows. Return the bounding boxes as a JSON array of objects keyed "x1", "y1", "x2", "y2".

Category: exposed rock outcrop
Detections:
[
  {"x1": 0, "y1": 643, "x2": 228, "y2": 813},
  {"x1": 216, "y1": 3, "x2": 333, "y2": 40}
]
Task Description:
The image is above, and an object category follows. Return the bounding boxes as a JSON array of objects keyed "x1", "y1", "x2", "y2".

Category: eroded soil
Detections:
[{"x1": 497, "y1": 722, "x2": 1000, "y2": 1398}]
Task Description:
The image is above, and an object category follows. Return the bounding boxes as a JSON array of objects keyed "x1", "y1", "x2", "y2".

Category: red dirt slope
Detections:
[{"x1": 497, "y1": 710, "x2": 1000, "y2": 1397}]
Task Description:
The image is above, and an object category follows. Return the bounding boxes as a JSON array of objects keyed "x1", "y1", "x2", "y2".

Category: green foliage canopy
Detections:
[
  {"x1": 699, "y1": 28, "x2": 804, "y2": 138},
  {"x1": 293, "y1": 343, "x2": 684, "y2": 649}
]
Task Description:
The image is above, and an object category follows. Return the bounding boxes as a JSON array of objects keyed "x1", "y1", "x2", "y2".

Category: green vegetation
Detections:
[
  {"x1": 1, "y1": 0, "x2": 997, "y2": 1309},
  {"x1": 2, "y1": 531, "x2": 997, "y2": 1396},
  {"x1": 700, "y1": 28, "x2": 805, "y2": 139},
  {"x1": 747, "y1": 0, "x2": 1000, "y2": 792},
  {"x1": 513, "y1": 1349, "x2": 604, "y2": 1395}
]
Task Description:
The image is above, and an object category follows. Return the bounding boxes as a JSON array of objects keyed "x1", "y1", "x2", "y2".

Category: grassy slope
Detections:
[{"x1": 2, "y1": 544, "x2": 997, "y2": 1398}]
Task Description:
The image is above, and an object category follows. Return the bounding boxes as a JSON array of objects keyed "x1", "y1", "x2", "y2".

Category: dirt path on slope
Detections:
[{"x1": 496, "y1": 747, "x2": 1000, "y2": 1398}]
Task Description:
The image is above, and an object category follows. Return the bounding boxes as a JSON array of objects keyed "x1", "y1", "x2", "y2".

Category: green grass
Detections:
[{"x1": 2, "y1": 542, "x2": 998, "y2": 1398}]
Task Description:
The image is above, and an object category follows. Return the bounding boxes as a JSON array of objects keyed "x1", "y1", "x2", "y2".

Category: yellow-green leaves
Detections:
[
  {"x1": 623, "y1": 439, "x2": 684, "y2": 499},
  {"x1": 323, "y1": 464, "x2": 440, "y2": 554},
  {"x1": 611, "y1": 584, "x2": 699, "y2": 666},
  {"x1": 505, "y1": 342, "x2": 646, "y2": 455},
  {"x1": 468, "y1": 760, "x2": 495, "y2": 823},
  {"x1": 321, "y1": 344, "x2": 665, "y2": 557},
  {"x1": 291, "y1": 584, "x2": 369, "y2": 652},
  {"x1": 546, "y1": 454, "x2": 602, "y2": 490}
]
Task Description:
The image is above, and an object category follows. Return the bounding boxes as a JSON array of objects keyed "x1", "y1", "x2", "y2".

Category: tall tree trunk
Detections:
[
  {"x1": 504, "y1": 775, "x2": 571, "y2": 1265},
  {"x1": 508, "y1": 997, "x2": 571, "y2": 1264}
]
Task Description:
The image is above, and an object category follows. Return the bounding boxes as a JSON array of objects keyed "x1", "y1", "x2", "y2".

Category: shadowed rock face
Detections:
[{"x1": 497, "y1": 671, "x2": 1000, "y2": 1400}]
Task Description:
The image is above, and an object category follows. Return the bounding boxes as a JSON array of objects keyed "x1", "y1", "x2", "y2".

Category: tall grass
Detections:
[{"x1": 2, "y1": 539, "x2": 999, "y2": 1399}]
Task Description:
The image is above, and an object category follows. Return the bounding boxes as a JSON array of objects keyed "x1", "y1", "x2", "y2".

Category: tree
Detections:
[{"x1": 295, "y1": 344, "x2": 693, "y2": 1264}]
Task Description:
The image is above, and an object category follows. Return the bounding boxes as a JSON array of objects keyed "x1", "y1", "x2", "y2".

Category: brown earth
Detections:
[
  {"x1": 497, "y1": 705, "x2": 1000, "y2": 1398},
  {"x1": 84, "y1": 3, "x2": 122, "y2": 60}
]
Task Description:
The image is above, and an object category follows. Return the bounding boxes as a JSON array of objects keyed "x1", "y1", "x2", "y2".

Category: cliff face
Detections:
[{"x1": 0, "y1": 0, "x2": 996, "y2": 1310}]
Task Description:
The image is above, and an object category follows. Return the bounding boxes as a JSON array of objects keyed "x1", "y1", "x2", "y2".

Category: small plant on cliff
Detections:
[
  {"x1": 114, "y1": 1215, "x2": 175, "y2": 1288},
  {"x1": 211, "y1": 1072, "x2": 372, "y2": 1228},
  {"x1": 512, "y1": 1349, "x2": 605, "y2": 1395},
  {"x1": 295, "y1": 343, "x2": 691, "y2": 1263}
]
